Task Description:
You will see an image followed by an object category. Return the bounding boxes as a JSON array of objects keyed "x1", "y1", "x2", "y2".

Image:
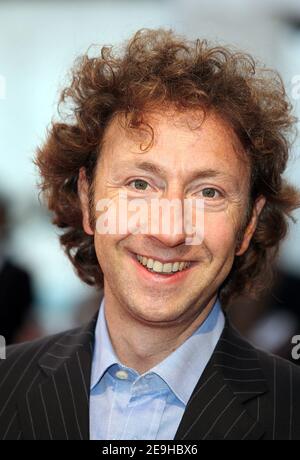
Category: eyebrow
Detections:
[{"x1": 123, "y1": 160, "x2": 238, "y2": 184}]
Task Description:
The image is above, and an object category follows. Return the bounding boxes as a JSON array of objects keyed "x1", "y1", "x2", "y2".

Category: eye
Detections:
[
  {"x1": 201, "y1": 187, "x2": 222, "y2": 199},
  {"x1": 127, "y1": 179, "x2": 150, "y2": 191}
]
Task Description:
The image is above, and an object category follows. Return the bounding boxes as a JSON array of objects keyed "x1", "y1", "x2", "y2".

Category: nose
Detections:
[
  {"x1": 147, "y1": 232, "x2": 186, "y2": 249},
  {"x1": 147, "y1": 186, "x2": 188, "y2": 247}
]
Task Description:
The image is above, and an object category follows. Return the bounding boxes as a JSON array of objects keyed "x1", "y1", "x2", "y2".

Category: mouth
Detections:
[
  {"x1": 127, "y1": 251, "x2": 196, "y2": 284},
  {"x1": 136, "y1": 254, "x2": 192, "y2": 273}
]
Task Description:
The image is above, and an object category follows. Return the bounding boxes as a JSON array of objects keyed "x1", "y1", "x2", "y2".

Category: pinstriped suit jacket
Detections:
[{"x1": 0, "y1": 313, "x2": 300, "y2": 440}]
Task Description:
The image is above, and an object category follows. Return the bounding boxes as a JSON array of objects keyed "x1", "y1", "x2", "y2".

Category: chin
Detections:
[{"x1": 126, "y1": 298, "x2": 186, "y2": 324}]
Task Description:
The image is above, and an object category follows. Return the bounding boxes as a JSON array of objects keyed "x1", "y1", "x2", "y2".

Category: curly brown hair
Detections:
[{"x1": 35, "y1": 28, "x2": 300, "y2": 308}]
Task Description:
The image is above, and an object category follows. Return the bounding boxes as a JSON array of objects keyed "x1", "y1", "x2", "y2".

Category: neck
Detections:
[{"x1": 103, "y1": 291, "x2": 218, "y2": 374}]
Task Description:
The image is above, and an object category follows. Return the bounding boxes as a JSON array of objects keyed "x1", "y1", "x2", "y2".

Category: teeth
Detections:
[
  {"x1": 146, "y1": 258, "x2": 154, "y2": 269},
  {"x1": 172, "y1": 262, "x2": 179, "y2": 272},
  {"x1": 153, "y1": 261, "x2": 163, "y2": 273},
  {"x1": 163, "y1": 263, "x2": 172, "y2": 273},
  {"x1": 136, "y1": 254, "x2": 190, "y2": 274}
]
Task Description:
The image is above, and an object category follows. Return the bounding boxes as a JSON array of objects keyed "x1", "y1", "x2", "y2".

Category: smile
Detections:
[{"x1": 136, "y1": 254, "x2": 191, "y2": 275}]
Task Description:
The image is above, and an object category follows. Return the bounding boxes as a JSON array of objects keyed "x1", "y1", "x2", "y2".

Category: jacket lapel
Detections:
[
  {"x1": 18, "y1": 315, "x2": 97, "y2": 440},
  {"x1": 174, "y1": 321, "x2": 268, "y2": 440}
]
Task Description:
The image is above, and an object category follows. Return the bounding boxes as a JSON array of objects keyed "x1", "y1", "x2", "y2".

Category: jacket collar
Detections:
[
  {"x1": 173, "y1": 320, "x2": 268, "y2": 440},
  {"x1": 19, "y1": 313, "x2": 268, "y2": 440}
]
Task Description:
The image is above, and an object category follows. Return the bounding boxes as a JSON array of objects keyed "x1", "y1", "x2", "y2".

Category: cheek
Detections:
[
  {"x1": 93, "y1": 230, "x2": 130, "y2": 273},
  {"x1": 93, "y1": 234, "x2": 105, "y2": 271},
  {"x1": 94, "y1": 232, "x2": 117, "y2": 255},
  {"x1": 203, "y1": 212, "x2": 238, "y2": 256}
]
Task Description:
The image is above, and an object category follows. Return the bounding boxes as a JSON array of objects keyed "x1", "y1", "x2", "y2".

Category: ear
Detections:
[
  {"x1": 78, "y1": 167, "x2": 94, "y2": 235},
  {"x1": 235, "y1": 195, "x2": 266, "y2": 256}
]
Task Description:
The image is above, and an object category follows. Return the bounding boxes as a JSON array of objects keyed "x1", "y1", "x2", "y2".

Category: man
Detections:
[{"x1": 1, "y1": 29, "x2": 300, "y2": 440}]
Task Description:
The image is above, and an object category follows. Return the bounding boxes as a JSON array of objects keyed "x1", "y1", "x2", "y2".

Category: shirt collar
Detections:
[
  {"x1": 90, "y1": 296, "x2": 225, "y2": 405},
  {"x1": 150, "y1": 298, "x2": 225, "y2": 404}
]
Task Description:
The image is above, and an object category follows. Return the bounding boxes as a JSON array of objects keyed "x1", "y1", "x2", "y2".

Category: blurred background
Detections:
[{"x1": 0, "y1": 0, "x2": 299, "y2": 360}]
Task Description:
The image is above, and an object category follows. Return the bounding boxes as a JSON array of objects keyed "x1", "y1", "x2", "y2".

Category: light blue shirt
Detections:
[{"x1": 89, "y1": 297, "x2": 225, "y2": 440}]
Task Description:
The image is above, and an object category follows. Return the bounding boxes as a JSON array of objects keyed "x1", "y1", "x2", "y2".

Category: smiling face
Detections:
[{"x1": 79, "y1": 108, "x2": 265, "y2": 327}]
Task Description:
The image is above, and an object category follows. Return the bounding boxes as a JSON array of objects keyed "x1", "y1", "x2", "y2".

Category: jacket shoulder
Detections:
[
  {"x1": 0, "y1": 318, "x2": 96, "y2": 440},
  {"x1": 220, "y1": 323, "x2": 300, "y2": 439},
  {"x1": 229, "y1": 323, "x2": 300, "y2": 394},
  {"x1": 256, "y1": 345, "x2": 300, "y2": 382},
  {"x1": 0, "y1": 326, "x2": 83, "y2": 385},
  {"x1": 254, "y1": 346, "x2": 300, "y2": 439},
  {"x1": 225, "y1": 321, "x2": 300, "y2": 382}
]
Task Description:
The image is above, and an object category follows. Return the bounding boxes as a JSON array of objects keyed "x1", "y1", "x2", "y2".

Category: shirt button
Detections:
[{"x1": 115, "y1": 369, "x2": 129, "y2": 380}]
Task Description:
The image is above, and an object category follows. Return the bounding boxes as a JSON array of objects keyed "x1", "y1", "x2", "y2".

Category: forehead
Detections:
[{"x1": 100, "y1": 109, "x2": 249, "y2": 179}]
